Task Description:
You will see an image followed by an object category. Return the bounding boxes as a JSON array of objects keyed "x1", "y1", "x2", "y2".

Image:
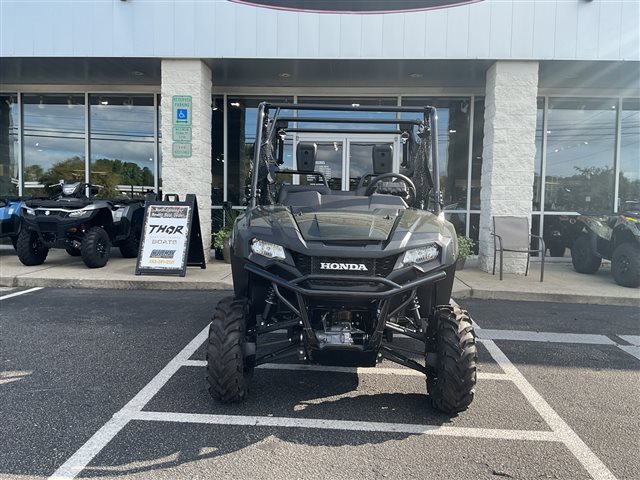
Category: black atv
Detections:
[
  {"x1": 206, "y1": 103, "x2": 477, "y2": 414},
  {"x1": 571, "y1": 201, "x2": 640, "y2": 288},
  {"x1": 17, "y1": 180, "x2": 148, "y2": 268}
]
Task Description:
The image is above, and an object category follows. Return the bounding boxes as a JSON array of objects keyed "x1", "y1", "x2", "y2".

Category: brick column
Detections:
[
  {"x1": 478, "y1": 61, "x2": 539, "y2": 274},
  {"x1": 161, "y1": 59, "x2": 212, "y2": 261}
]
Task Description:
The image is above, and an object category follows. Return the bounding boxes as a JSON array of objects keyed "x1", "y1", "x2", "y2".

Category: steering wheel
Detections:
[{"x1": 364, "y1": 172, "x2": 417, "y2": 207}]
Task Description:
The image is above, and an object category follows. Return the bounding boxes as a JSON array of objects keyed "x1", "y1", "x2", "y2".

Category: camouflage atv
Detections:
[{"x1": 571, "y1": 201, "x2": 640, "y2": 288}]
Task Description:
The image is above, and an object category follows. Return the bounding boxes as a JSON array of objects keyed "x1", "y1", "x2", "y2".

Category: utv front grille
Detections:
[{"x1": 292, "y1": 253, "x2": 398, "y2": 278}]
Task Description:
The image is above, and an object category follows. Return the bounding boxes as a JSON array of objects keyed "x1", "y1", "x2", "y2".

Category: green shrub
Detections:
[{"x1": 457, "y1": 235, "x2": 475, "y2": 260}]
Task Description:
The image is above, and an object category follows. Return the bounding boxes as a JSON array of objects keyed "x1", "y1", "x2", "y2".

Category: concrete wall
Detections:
[
  {"x1": 2, "y1": 0, "x2": 638, "y2": 61},
  {"x1": 478, "y1": 61, "x2": 539, "y2": 274},
  {"x1": 160, "y1": 59, "x2": 212, "y2": 260}
]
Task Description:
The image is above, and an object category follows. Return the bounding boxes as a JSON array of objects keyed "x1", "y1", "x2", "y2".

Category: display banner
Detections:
[{"x1": 135, "y1": 194, "x2": 206, "y2": 276}]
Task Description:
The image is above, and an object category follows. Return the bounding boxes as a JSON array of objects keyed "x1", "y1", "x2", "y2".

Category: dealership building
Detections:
[{"x1": 1, "y1": 0, "x2": 638, "y2": 271}]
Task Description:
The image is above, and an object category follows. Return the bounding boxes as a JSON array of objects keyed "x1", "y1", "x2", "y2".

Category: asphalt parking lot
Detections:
[{"x1": 1, "y1": 288, "x2": 638, "y2": 480}]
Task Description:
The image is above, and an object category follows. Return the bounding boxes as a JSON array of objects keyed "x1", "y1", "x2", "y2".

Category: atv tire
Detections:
[
  {"x1": 118, "y1": 233, "x2": 140, "y2": 258},
  {"x1": 611, "y1": 242, "x2": 640, "y2": 288},
  {"x1": 65, "y1": 247, "x2": 81, "y2": 257},
  {"x1": 16, "y1": 229, "x2": 49, "y2": 266},
  {"x1": 81, "y1": 226, "x2": 111, "y2": 268},
  {"x1": 10, "y1": 235, "x2": 17, "y2": 250},
  {"x1": 207, "y1": 296, "x2": 254, "y2": 403},
  {"x1": 571, "y1": 234, "x2": 601, "y2": 274},
  {"x1": 427, "y1": 305, "x2": 477, "y2": 414}
]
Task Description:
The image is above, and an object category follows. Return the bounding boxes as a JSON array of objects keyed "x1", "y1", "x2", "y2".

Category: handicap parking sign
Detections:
[
  {"x1": 172, "y1": 95, "x2": 192, "y2": 126},
  {"x1": 176, "y1": 108, "x2": 188, "y2": 122}
]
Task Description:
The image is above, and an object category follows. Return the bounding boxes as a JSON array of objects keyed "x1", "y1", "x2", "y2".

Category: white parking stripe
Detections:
[
  {"x1": 476, "y1": 334, "x2": 617, "y2": 480},
  {"x1": 617, "y1": 345, "x2": 640, "y2": 361},
  {"x1": 131, "y1": 410, "x2": 560, "y2": 443},
  {"x1": 618, "y1": 335, "x2": 640, "y2": 346},
  {"x1": 182, "y1": 359, "x2": 510, "y2": 380},
  {"x1": 0, "y1": 287, "x2": 43, "y2": 301},
  {"x1": 479, "y1": 329, "x2": 616, "y2": 345},
  {"x1": 48, "y1": 324, "x2": 210, "y2": 480}
]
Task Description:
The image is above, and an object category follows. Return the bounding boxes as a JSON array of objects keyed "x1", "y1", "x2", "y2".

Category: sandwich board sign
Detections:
[{"x1": 136, "y1": 193, "x2": 206, "y2": 276}]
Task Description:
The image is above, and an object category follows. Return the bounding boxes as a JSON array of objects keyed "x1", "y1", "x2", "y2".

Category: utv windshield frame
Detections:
[{"x1": 249, "y1": 102, "x2": 441, "y2": 214}]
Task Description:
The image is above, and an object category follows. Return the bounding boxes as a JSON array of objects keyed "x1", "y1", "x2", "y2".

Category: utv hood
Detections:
[{"x1": 293, "y1": 209, "x2": 399, "y2": 241}]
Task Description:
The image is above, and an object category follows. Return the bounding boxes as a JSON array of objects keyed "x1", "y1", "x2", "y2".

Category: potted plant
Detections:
[
  {"x1": 213, "y1": 226, "x2": 232, "y2": 263},
  {"x1": 456, "y1": 235, "x2": 475, "y2": 270},
  {"x1": 213, "y1": 207, "x2": 243, "y2": 263}
]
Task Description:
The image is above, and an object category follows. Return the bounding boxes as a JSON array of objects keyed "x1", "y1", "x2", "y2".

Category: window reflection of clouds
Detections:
[
  {"x1": 90, "y1": 95, "x2": 155, "y2": 196},
  {"x1": 23, "y1": 95, "x2": 86, "y2": 187}
]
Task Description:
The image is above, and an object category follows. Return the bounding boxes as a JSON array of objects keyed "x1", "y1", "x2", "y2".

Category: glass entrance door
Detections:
[{"x1": 295, "y1": 134, "x2": 398, "y2": 191}]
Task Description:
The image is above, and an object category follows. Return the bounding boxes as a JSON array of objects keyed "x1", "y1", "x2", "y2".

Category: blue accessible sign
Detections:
[{"x1": 172, "y1": 96, "x2": 192, "y2": 126}]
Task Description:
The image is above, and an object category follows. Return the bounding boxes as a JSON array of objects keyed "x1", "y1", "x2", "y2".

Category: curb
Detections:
[
  {"x1": 0, "y1": 276, "x2": 233, "y2": 291},
  {"x1": 454, "y1": 287, "x2": 640, "y2": 308}
]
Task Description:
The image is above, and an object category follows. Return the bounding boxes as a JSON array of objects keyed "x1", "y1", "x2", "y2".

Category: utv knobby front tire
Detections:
[
  {"x1": 81, "y1": 227, "x2": 111, "y2": 268},
  {"x1": 118, "y1": 233, "x2": 140, "y2": 258},
  {"x1": 427, "y1": 305, "x2": 477, "y2": 414},
  {"x1": 207, "y1": 296, "x2": 253, "y2": 403},
  {"x1": 16, "y1": 229, "x2": 48, "y2": 266},
  {"x1": 611, "y1": 242, "x2": 640, "y2": 288},
  {"x1": 571, "y1": 235, "x2": 601, "y2": 274}
]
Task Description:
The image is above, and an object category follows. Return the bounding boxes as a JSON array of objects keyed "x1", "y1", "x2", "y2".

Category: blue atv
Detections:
[{"x1": 0, "y1": 196, "x2": 23, "y2": 250}]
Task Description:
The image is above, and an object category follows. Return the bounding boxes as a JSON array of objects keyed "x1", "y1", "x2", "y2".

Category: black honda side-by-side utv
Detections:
[{"x1": 206, "y1": 103, "x2": 477, "y2": 414}]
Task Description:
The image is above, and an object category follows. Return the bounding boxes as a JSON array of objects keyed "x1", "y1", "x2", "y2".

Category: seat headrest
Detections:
[
  {"x1": 373, "y1": 145, "x2": 393, "y2": 174},
  {"x1": 297, "y1": 143, "x2": 317, "y2": 173}
]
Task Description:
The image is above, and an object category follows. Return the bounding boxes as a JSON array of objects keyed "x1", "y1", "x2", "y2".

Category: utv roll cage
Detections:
[{"x1": 250, "y1": 102, "x2": 442, "y2": 214}]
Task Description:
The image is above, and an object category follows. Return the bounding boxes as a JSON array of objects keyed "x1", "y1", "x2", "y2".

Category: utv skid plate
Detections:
[{"x1": 245, "y1": 263, "x2": 447, "y2": 374}]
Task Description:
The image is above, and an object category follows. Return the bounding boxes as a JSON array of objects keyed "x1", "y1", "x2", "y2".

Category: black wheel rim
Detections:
[
  {"x1": 96, "y1": 240, "x2": 107, "y2": 257},
  {"x1": 617, "y1": 254, "x2": 629, "y2": 274}
]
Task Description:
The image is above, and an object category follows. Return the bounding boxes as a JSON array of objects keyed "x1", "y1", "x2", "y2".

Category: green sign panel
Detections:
[
  {"x1": 172, "y1": 142, "x2": 192, "y2": 158},
  {"x1": 172, "y1": 95, "x2": 192, "y2": 126},
  {"x1": 172, "y1": 126, "x2": 192, "y2": 142}
]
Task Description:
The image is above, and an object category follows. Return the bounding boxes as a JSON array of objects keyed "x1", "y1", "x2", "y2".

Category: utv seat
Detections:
[{"x1": 278, "y1": 184, "x2": 331, "y2": 205}]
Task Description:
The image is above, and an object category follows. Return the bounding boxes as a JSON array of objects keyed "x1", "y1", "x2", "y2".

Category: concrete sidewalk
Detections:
[{"x1": 1, "y1": 247, "x2": 638, "y2": 306}]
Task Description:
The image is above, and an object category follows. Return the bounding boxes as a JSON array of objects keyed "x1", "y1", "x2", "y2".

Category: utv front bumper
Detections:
[
  {"x1": 245, "y1": 262, "x2": 446, "y2": 299},
  {"x1": 245, "y1": 262, "x2": 449, "y2": 359}
]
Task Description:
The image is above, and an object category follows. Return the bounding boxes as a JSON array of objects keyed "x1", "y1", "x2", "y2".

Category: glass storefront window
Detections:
[
  {"x1": 212, "y1": 96, "x2": 224, "y2": 206},
  {"x1": 0, "y1": 94, "x2": 19, "y2": 196},
  {"x1": 22, "y1": 94, "x2": 86, "y2": 196},
  {"x1": 545, "y1": 98, "x2": 617, "y2": 213},
  {"x1": 298, "y1": 97, "x2": 397, "y2": 131},
  {"x1": 470, "y1": 97, "x2": 484, "y2": 211},
  {"x1": 226, "y1": 96, "x2": 293, "y2": 206},
  {"x1": 532, "y1": 98, "x2": 544, "y2": 211},
  {"x1": 619, "y1": 99, "x2": 640, "y2": 210},
  {"x1": 402, "y1": 97, "x2": 471, "y2": 209},
  {"x1": 90, "y1": 94, "x2": 155, "y2": 198}
]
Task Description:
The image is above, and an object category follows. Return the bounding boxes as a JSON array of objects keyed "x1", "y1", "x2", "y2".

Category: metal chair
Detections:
[{"x1": 491, "y1": 216, "x2": 545, "y2": 282}]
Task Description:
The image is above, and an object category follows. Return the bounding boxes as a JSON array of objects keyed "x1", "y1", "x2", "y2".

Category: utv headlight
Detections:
[
  {"x1": 251, "y1": 239, "x2": 286, "y2": 260},
  {"x1": 68, "y1": 209, "x2": 92, "y2": 218},
  {"x1": 401, "y1": 243, "x2": 440, "y2": 266},
  {"x1": 25, "y1": 208, "x2": 35, "y2": 216}
]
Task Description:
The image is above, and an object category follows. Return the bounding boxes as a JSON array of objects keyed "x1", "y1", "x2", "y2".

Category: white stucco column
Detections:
[
  {"x1": 161, "y1": 59, "x2": 212, "y2": 261},
  {"x1": 478, "y1": 61, "x2": 539, "y2": 274}
]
